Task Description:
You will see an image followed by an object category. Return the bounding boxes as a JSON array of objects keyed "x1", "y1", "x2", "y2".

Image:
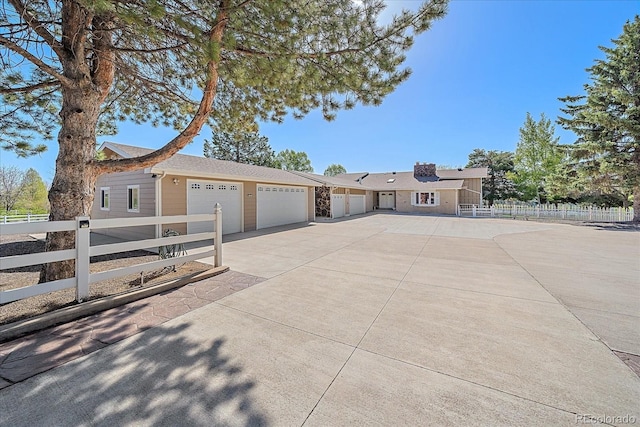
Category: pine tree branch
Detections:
[
  {"x1": 0, "y1": 79, "x2": 59, "y2": 94},
  {"x1": 8, "y1": 0, "x2": 65, "y2": 58},
  {"x1": 93, "y1": 1, "x2": 232, "y2": 173},
  {"x1": 111, "y1": 42, "x2": 189, "y2": 54},
  {"x1": 232, "y1": 45, "x2": 361, "y2": 58},
  {"x1": 0, "y1": 35, "x2": 75, "y2": 87},
  {"x1": 231, "y1": 0, "x2": 255, "y2": 11}
]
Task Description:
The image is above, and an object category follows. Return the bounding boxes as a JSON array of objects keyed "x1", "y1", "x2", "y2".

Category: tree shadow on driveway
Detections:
[{"x1": 0, "y1": 321, "x2": 268, "y2": 426}]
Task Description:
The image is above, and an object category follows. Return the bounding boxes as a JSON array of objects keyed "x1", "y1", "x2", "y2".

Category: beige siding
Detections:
[
  {"x1": 332, "y1": 187, "x2": 346, "y2": 195},
  {"x1": 100, "y1": 147, "x2": 122, "y2": 160},
  {"x1": 244, "y1": 182, "x2": 257, "y2": 231},
  {"x1": 160, "y1": 174, "x2": 188, "y2": 235},
  {"x1": 395, "y1": 190, "x2": 458, "y2": 215},
  {"x1": 350, "y1": 189, "x2": 366, "y2": 195},
  {"x1": 458, "y1": 178, "x2": 483, "y2": 205},
  {"x1": 92, "y1": 170, "x2": 156, "y2": 240},
  {"x1": 366, "y1": 191, "x2": 374, "y2": 212},
  {"x1": 344, "y1": 188, "x2": 351, "y2": 215},
  {"x1": 307, "y1": 186, "x2": 315, "y2": 222}
]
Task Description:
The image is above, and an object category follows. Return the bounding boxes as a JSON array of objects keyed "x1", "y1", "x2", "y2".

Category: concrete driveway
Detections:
[{"x1": 2, "y1": 214, "x2": 639, "y2": 426}]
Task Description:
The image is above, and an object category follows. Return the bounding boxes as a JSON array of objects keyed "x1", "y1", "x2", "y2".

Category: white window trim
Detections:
[
  {"x1": 411, "y1": 191, "x2": 440, "y2": 207},
  {"x1": 100, "y1": 187, "x2": 110, "y2": 211},
  {"x1": 127, "y1": 185, "x2": 140, "y2": 213}
]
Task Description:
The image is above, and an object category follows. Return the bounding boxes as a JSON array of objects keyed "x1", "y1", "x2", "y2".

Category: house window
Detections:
[
  {"x1": 100, "y1": 187, "x2": 110, "y2": 211},
  {"x1": 412, "y1": 191, "x2": 439, "y2": 206},
  {"x1": 127, "y1": 185, "x2": 140, "y2": 212}
]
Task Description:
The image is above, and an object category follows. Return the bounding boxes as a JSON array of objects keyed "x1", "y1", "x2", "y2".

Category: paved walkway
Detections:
[
  {"x1": 0, "y1": 271, "x2": 265, "y2": 390},
  {"x1": 1, "y1": 214, "x2": 638, "y2": 426}
]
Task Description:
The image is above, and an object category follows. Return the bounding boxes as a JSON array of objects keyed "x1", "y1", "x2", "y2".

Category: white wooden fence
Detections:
[
  {"x1": 2, "y1": 214, "x2": 50, "y2": 224},
  {"x1": 0, "y1": 206, "x2": 222, "y2": 305},
  {"x1": 458, "y1": 203, "x2": 634, "y2": 222}
]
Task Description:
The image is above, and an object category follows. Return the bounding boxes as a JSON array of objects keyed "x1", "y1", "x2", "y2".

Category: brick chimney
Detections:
[{"x1": 414, "y1": 162, "x2": 437, "y2": 178}]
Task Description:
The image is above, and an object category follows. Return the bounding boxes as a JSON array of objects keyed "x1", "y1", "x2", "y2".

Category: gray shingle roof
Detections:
[
  {"x1": 288, "y1": 171, "x2": 373, "y2": 190},
  {"x1": 335, "y1": 167, "x2": 487, "y2": 190},
  {"x1": 101, "y1": 142, "x2": 486, "y2": 191},
  {"x1": 336, "y1": 171, "x2": 464, "y2": 190},
  {"x1": 102, "y1": 142, "x2": 320, "y2": 186}
]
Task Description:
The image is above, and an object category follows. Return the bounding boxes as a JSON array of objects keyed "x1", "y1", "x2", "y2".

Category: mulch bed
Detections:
[{"x1": 0, "y1": 234, "x2": 209, "y2": 326}]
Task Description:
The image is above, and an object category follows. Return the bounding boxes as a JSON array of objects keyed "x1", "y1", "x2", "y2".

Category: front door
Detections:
[{"x1": 379, "y1": 192, "x2": 395, "y2": 209}]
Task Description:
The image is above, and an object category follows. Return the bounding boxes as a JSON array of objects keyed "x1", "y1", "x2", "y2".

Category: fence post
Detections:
[
  {"x1": 214, "y1": 203, "x2": 223, "y2": 267},
  {"x1": 76, "y1": 216, "x2": 91, "y2": 302},
  {"x1": 472, "y1": 205, "x2": 477, "y2": 217}
]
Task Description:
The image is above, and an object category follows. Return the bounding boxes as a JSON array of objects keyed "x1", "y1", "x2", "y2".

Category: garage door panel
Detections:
[
  {"x1": 187, "y1": 181, "x2": 242, "y2": 235},
  {"x1": 257, "y1": 184, "x2": 307, "y2": 229},
  {"x1": 332, "y1": 194, "x2": 345, "y2": 218},
  {"x1": 349, "y1": 195, "x2": 366, "y2": 215}
]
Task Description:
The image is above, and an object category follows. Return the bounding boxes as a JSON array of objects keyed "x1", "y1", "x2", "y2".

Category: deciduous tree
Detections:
[
  {"x1": 0, "y1": 165, "x2": 24, "y2": 213},
  {"x1": 16, "y1": 168, "x2": 49, "y2": 213},
  {"x1": 276, "y1": 149, "x2": 314, "y2": 173},
  {"x1": 0, "y1": 0, "x2": 448, "y2": 280},
  {"x1": 511, "y1": 113, "x2": 562, "y2": 203},
  {"x1": 558, "y1": 16, "x2": 640, "y2": 220},
  {"x1": 324, "y1": 164, "x2": 347, "y2": 176}
]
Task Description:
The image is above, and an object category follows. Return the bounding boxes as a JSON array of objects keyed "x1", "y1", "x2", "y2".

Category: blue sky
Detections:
[{"x1": 1, "y1": 1, "x2": 638, "y2": 182}]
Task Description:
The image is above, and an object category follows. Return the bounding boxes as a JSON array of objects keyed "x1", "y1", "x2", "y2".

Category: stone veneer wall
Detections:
[{"x1": 315, "y1": 186, "x2": 331, "y2": 217}]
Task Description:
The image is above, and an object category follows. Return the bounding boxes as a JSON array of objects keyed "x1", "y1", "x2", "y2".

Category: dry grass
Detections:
[{"x1": 0, "y1": 234, "x2": 209, "y2": 326}]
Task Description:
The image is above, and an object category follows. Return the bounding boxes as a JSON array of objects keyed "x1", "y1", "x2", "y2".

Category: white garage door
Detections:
[
  {"x1": 257, "y1": 184, "x2": 308, "y2": 229},
  {"x1": 187, "y1": 180, "x2": 242, "y2": 235},
  {"x1": 332, "y1": 194, "x2": 345, "y2": 218},
  {"x1": 349, "y1": 195, "x2": 366, "y2": 215}
]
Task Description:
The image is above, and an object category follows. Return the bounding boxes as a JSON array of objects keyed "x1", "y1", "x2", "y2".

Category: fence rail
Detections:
[
  {"x1": 0, "y1": 206, "x2": 222, "y2": 305},
  {"x1": 458, "y1": 203, "x2": 634, "y2": 222},
  {"x1": 2, "y1": 214, "x2": 49, "y2": 224}
]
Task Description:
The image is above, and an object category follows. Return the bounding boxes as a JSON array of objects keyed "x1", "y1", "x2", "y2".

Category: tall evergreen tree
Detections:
[
  {"x1": 511, "y1": 113, "x2": 562, "y2": 203},
  {"x1": 465, "y1": 149, "x2": 517, "y2": 205},
  {"x1": 276, "y1": 149, "x2": 314, "y2": 172},
  {"x1": 204, "y1": 131, "x2": 277, "y2": 167},
  {"x1": 0, "y1": 0, "x2": 448, "y2": 280},
  {"x1": 558, "y1": 16, "x2": 640, "y2": 220}
]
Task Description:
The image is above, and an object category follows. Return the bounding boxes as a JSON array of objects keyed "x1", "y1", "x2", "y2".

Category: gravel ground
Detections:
[{"x1": 0, "y1": 234, "x2": 209, "y2": 326}]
